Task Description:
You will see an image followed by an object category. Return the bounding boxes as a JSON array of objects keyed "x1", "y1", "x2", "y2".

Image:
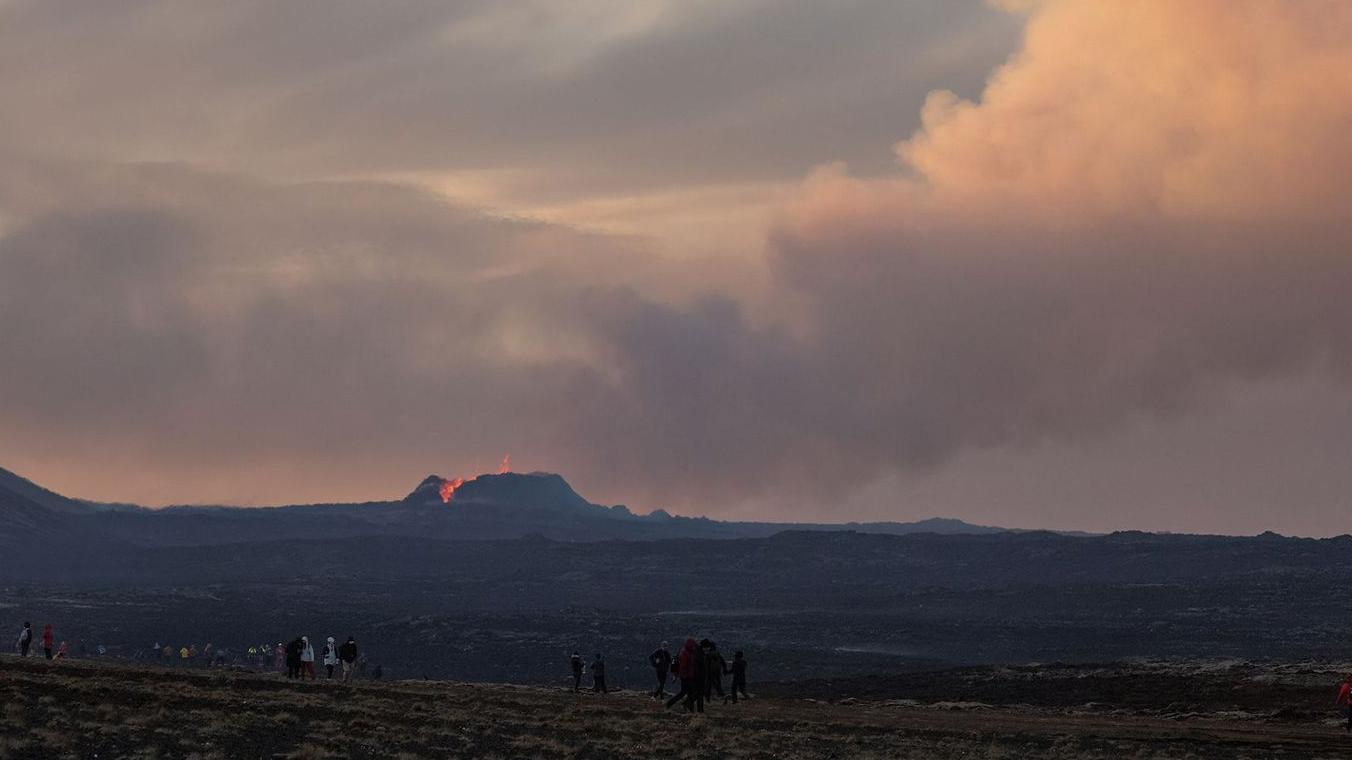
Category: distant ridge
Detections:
[{"x1": 0, "y1": 463, "x2": 1020, "y2": 549}]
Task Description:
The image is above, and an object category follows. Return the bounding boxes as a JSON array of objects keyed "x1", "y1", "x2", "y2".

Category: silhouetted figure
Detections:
[
  {"x1": 17, "y1": 623, "x2": 31, "y2": 657},
  {"x1": 725, "y1": 650, "x2": 749, "y2": 703},
  {"x1": 666, "y1": 639, "x2": 703, "y2": 712},
  {"x1": 1339, "y1": 675, "x2": 1352, "y2": 731},
  {"x1": 591, "y1": 654, "x2": 607, "y2": 693},
  {"x1": 371, "y1": 664, "x2": 382, "y2": 680},
  {"x1": 570, "y1": 652, "x2": 583, "y2": 692},
  {"x1": 42, "y1": 624, "x2": 53, "y2": 660},
  {"x1": 339, "y1": 637, "x2": 358, "y2": 682},
  {"x1": 285, "y1": 637, "x2": 304, "y2": 679},
  {"x1": 702, "y1": 640, "x2": 725, "y2": 700},
  {"x1": 649, "y1": 641, "x2": 672, "y2": 698}
]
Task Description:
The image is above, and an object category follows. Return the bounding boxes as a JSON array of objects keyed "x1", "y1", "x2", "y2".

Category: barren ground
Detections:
[{"x1": 3, "y1": 656, "x2": 1352, "y2": 759}]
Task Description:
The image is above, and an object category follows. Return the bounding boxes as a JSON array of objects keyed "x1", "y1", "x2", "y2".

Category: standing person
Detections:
[
  {"x1": 17, "y1": 623, "x2": 32, "y2": 657},
  {"x1": 56, "y1": 641, "x2": 69, "y2": 660},
  {"x1": 42, "y1": 624, "x2": 53, "y2": 660},
  {"x1": 666, "y1": 639, "x2": 700, "y2": 712},
  {"x1": 338, "y1": 637, "x2": 358, "y2": 682},
  {"x1": 649, "y1": 641, "x2": 672, "y2": 698},
  {"x1": 300, "y1": 636, "x2": 316, "y2": 679},
  {"x1": 285, "y1": 637, "x2": 303, "y2": 679},
  {"x1": 725, "y1": 650, "x2": 749, "y2": 703},
  {"x1": 591, "y1": 653, "x2": 607, "y2": 694},
  {"x1": 1338, "y1": 675, "x2": 1352, "y2": 731},
  {"x1": 322, "y1": 637, "x2": 338, "y2": 679},
  {"x1": 275, "y1": 642, "x2": 286, "y2": 672},
  {"x1": 570, "y1": 652, "x2": 584, "y2": 692},
  {"x1": 703, "y1": 640, "x2": 726, "y2": 700}
]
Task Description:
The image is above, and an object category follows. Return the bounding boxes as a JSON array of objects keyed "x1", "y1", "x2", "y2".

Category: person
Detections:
[
  {"x1": 703, "y1": 640, "x2": 726, "y2": 700},
  {"x1": 17, "y1": 622, "x2": 32, "y2": 657},
  {"x1": 338, "y1": 637, "x2": 358, "y2": 682},
  {"x1": 591, "y1": 653, "x2": 607, "y2": 693},
  {"x1": 55, "y1": 641, "x2": 69, "y2": 660},
  {"x1": 285, "y1": 637, "x2": 303, "y2": 679},
  {"x1": 275, "y1": 643, "x2": 286, "y2": 671},
  {"x1": 649, "y1": 641, "x2": 672, "y2": 698},
  {"x1": 322, "y1": 637, "x2": 338, "y2": 679},
  {"x1": 570, "y1": 652, "x2": 584, "y2": 692},
  {"x1": 725, "y1": 650, "x2": 749, "y2": 703},
  {"x1": 1338, "y1": 675, "x2": 1352, "y2": 731},
  {"x1": 666, "y1": 638, "x2": 701, "y2": 712},
  {"x1": 42, "y1": 624, "x2": 53, "y2": 660},
  {"x1": 300, "y1": 636, "x2": 316, "y2": 679},
  {"x1": 371, "y1": 664, "x2": 382, "y2": 681}
]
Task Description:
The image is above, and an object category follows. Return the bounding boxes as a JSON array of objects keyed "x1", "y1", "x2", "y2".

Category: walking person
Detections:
[
  {"x1": 703, "y1": 640, "x2": 726, "y2": 700},
  {"x1": 570, "y1": 652, "x2": 584, "y2": 692},
  {"x1": 42, "y1": 624, "x2": 53, "y2": 660},
  {"x1": 591, "y1": 653, "x2": 607, "y2": 694},
  {"x1": 17, "y1": 623, "x2": 32, "y2": 657},
  {"x1": 724, "y1": 650, "x2": 749, "y2": 703},
  {"x1": 339, "y1": 637, "x2": 358, "y2": 682},
  {"x1": 649, "y1": 641, "x2": 672, "y2": 698},
  {"x1": 300, "y1": 636, "x2": 316, "y2": 679},
  {"x1": 666, "y1": 638, "x2": 700, "y2": 712},
  {"x1": 275, "y1": 643, "x2": 286, "y2": 672},
  {"x1": 322, "y1": 637, "x2": 338, "y2": 679}
]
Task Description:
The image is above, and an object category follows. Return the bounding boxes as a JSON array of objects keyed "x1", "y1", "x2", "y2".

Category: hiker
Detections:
[
  {"x1": 42, "y1": 624, "x2": 53, "y2": 660},
  {"x1": 371, "y1": 664, "x2": 382, "y2": 681},
  {"x1": 285, "y1": 637, "x2": 303, "y2": 679},
  {"x1": 649, "y1": 641, "x2": 672, "y2": 698},
  {"x1": 702, "y1": 640, "x2": 726, "y2": 700},
  {"x1": 666, "y1": 638, "x2": 701, "y2": 712},
  {"x1": 56, "y1": 641, "x2": 69, "y2": 660},
  {"x1": 724, "y1": 650, "x2": 749, "y2": 703},
  {"x1": 591, "y1": 653, "x2": 607, "y2": 693},
  {"x1": 570, "y1": 652, "x2": 584, "y2": 692},
  {"x1": 17, "y1": 623, "x2": 32, "y2": 657},
  {"x1": 300, "y1": 636, "x2": 316, "y2": 679},
  {"x1": 275, "y1": 643, "x2": 286, "y2": 671},
  {"x1": 322, "y1": 637, "x2": 338, "y2": 679},
  {"x1": 339, "y1": 637, "x2": 358, "y2": 682},
  {"x1": 1339, "y1": 675, "x2": 1352, "y2": 731}
]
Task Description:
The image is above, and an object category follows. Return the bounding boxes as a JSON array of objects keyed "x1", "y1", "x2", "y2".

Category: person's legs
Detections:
[
  {"x1": 44, "y1": 647, "x2": 51, "y2": 660},
  {"x1": 666, "y1": 681, "x2": 687, "y2": 709}
]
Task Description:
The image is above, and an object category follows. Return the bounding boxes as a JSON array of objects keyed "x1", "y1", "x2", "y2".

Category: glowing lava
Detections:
[
  {"x1": 438, "y1": 477, "x2": 465, "y2": 504},
  {"x1": 498, "y1": 454, "x2": 511, "y2": 474}
]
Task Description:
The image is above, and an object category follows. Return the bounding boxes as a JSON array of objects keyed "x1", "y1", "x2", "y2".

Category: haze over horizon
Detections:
[{"x1": 3, "y1": 0, "x2": 1352, "y2": 536}]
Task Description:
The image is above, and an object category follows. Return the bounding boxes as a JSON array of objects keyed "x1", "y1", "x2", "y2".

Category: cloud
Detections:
[{"x1": 3, "y1": 0, "x2": 1352, "y2": 531}]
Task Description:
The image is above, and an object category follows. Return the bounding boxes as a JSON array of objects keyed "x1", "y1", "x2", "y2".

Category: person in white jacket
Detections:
[
  {"x1": 300, "y1": 636, "x2": 316, "y2": 680},
  {"x1": 322, "y1": 636, "x2": 339, "y2": 679}
]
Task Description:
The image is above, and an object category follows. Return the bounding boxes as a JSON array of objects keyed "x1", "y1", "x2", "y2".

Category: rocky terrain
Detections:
[{"x1": 3, "y1": 656, "x2": 1352, "y2": 759}]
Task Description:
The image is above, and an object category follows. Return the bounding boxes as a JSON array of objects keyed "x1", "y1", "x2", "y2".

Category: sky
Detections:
[{"x1": 2, "y1": 0, "x2": 1351, "y2": 536}]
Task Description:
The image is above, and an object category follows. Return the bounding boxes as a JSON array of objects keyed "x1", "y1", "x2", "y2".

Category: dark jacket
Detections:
[
  {"x1": 286, "y1": 638, "x2": 304, "y2": 664},
  {"x1": 570, "y1": 655, "x2": 583, "y2": 674},
  {"x1": 676, "y1": 639, "x2": 698, "y2": 680},
  {"x1": 649, "y1": 648, "x2": 671, "y2": 672},
  {"x1": 339, "y1": 641, "x2": 358, "y2": 663},
  {"x1": 730, "y1": 657, "x2": 747, "y2": 682}
]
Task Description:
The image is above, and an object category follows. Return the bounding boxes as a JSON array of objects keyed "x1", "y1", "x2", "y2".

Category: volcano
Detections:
[{"x1": 405, "y1": 471, "x2": 593, "y2": 512}]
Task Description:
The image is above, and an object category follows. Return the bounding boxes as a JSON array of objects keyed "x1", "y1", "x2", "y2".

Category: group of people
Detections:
[
  {"x1": 281, "y1": 635, "x2": 360, "y2": 681},
  {"x1": 14, "y1": 622, "x2": 63, "y2": 660},
  {"x1": 568, "y1": 638, "x2": 748, "y2": 712}
]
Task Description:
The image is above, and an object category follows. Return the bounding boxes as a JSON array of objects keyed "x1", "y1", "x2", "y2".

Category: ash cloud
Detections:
[{"x1": 3, "y1": 1, "x2": 1352, "y2": 530}]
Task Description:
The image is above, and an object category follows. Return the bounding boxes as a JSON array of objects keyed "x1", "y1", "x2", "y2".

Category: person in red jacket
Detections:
[
  {"x1": 665, "y1": 639, "x2": 701, "y2": 712},
  {"x1": 42, "y1": 624, "x2": 54, "y2": 660},
  {"x1": 1338, "y1": 676, "x2": 1352, "y2": 731}
]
